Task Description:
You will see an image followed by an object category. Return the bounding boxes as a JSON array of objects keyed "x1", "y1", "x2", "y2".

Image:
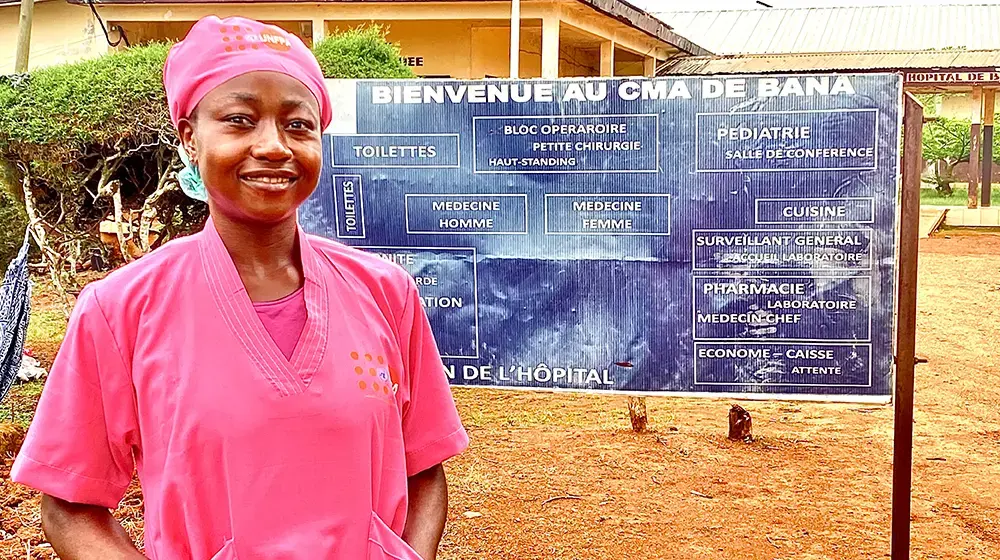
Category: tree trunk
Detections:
[
  {"x1": 728, "y1": 405, "x2": 753, "y2": 442},
  {"x1": 20, "y1": 168, "x2": 72, "y2": 315},
  {"x1": 110, "y1": 182, "x2": 132, "y2": 263},
  {"x1": 138, "y1": 157, "x2": 180, "y2": 253},
  {"x1": 940, "y1": 160, "x2": 956, "y2": 195},
  {"x1": 627, "y1": 397, "x2": 647, "y2": 433}
]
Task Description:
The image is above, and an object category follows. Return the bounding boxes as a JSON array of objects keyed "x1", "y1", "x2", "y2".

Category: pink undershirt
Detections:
[{"x1": 252, "y1": 287, "x2": 307, "y2": 360}]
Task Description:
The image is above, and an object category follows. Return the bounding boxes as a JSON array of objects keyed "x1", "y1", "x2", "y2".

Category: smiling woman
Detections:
[
  {"x1": 178, "y1": 72, "x2": 323, "y2": 234},
  {"x1": 11, "y1": 15, "x2": 468, "y2": 560}
]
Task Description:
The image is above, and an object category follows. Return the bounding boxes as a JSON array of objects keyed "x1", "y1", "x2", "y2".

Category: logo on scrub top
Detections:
[
  {"x1": 220, "y1": 24, "x2": 292, "y2": 53},
  {"x1": 351, "y1": 351, "x2": 399, "y2": 401}
]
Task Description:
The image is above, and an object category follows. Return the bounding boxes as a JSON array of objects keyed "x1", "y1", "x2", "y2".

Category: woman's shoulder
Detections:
[
  {"x1": 82, "y1": 233, "x2": 202, "y2": 308},
  {"x1": 304, "y1": 234, "x2": 414, "y2": 288}
]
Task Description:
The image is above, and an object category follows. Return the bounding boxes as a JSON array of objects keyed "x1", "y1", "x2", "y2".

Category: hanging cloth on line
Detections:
[{"x1": 0, "y1": 226, "x2": 32, "y2": 402}]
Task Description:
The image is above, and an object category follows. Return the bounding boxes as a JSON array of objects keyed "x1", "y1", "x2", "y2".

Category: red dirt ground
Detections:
[{"x1": 2, "y1": 232, "x2": 998, "y2": 559}]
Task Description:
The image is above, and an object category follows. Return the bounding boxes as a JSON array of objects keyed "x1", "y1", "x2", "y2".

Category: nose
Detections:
[{"x1": 250, "y1": 119, "x2": 293, "y2": 162}]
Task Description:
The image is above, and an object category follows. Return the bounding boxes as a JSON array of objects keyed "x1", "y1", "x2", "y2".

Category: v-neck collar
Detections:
[{"x1": 198, "y1": 217, "x2": 329, "y2": 397}]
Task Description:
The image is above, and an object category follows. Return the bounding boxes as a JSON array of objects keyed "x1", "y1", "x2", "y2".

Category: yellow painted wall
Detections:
[
  {"x1": 520, "y1": 46, "x2": 542, "y2": 79},
  {"x1": 471, "y1": 25, "x2": 514, "y2": 78},
  {"x1": 333, "y1": 20, "x2": 474, "y2": 78},
  {"x1": 559, "y1": 46, "x2": 598, "y2": 77},
  {"x1": 614, "y1": 60, "x2": 644, "y2": 77},
  {"x1": 472, "y1": 23, "x2": 596, "y2": 78},
  {"x1": 113, "y1": 20, "x2": 313, "y2": 48},
  {"x1": 941, "y1": 94, "x2": 973, "y2": 119},
  {"x1": 92, "y1": 0, "x2": 675, "y2": 62},
  {"x1": 0, "y1": 1, "x2": 102, "y2": 74},
  {"x1": 472, "y1": 24, "x2": 547, "y2": 79},
  {"x1": 939, "y1": 93, "x2": 1000, "y2": 120},
  {"x1": 4, "y1": 1, "x2": 662, "y2": 78},
  {"x1": 327, "y1": 19, "x2": 595, "y2": 79},
  {"x1": 509, "y1": 24, "x2": 543, "y2": 78},
  {"x1": 114, "y1": 21, "x2": 194, "y2": 45}
]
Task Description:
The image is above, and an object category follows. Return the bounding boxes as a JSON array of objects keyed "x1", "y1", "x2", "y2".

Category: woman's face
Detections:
[{"x1": 178, "y1": 71, "x2": 322, "y2": 225}]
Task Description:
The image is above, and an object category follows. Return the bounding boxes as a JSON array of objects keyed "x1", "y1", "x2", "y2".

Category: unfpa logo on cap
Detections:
[{"x1": 220, "y1": 24, "x2": 292, "y2": 53}]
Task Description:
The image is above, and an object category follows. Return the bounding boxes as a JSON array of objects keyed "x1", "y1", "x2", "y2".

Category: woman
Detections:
[{"x1": 12, "y1": 16, "x2": 468, "y2": 560}]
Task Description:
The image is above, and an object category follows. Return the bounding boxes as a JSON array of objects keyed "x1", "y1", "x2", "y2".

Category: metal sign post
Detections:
[{"x1": 891, "y1": 93, "x2": 923, "y2": 560}]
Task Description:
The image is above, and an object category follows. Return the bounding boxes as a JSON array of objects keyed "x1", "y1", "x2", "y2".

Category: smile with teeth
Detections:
[{"x1": 241, "y1": 175, "x2": 296, "y2": 189}]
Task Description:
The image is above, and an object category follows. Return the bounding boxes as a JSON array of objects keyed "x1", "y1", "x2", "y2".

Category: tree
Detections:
[
  {"x1": 0, "y1": 44, "x2": 193, "y2": 301},
  {"x1": 922, "y1": 117, "x2": 971, "y2": 196},
  {"x1": 913, "y1": 93, "x2": 941, "y2": 118},
  {"x1": 922, "y1": 117, "x2": 1000, "y2": 196}
]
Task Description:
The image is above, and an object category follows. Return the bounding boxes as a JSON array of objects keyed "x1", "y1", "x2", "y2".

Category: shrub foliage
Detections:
[
  {"x1": 0, "y1": 26, "x2": 411, "y2": 285},
  {"x1": 313, "y1": 25, "x2": 414, "y2": 79}
]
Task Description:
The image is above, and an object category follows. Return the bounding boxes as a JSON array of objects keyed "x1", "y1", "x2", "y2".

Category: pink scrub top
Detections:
[{"x1": 11, "y1": 219, "x2": 469, "y2": 560}]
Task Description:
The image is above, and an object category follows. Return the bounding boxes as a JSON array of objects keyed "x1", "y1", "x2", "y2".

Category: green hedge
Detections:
[
  {"x1": 0, "y1": 43, "x2": 171, "y2": 169},
  {"x1": 0, "y1": 44, "x2": 175, "y2": 241},
  {"x1": 313, "y1": 25, "x2": 414, "y2": 79}
]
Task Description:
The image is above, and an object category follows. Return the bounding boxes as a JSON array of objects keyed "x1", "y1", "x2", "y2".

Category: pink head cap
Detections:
[{"x1": 163, "y1": 16, "x2": 332, "y2": 130}]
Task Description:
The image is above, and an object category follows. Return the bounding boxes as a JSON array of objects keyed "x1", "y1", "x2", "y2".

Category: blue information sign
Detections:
[{"x1": 301, "y1": 75, "x2": 901, "y2": 402}]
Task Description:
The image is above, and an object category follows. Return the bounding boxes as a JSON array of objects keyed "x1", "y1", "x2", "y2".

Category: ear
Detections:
[{"x1": 177, "y1": 117, "x2": 198, "y2": 164}]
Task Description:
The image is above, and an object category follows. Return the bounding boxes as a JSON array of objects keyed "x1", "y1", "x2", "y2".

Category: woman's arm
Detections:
[
  {"x1": 41, "y1": 495, "x2": 147, "y2": 560},
  {"x1": 402, "y1": 464, "x2": 449, "y2": 560}
]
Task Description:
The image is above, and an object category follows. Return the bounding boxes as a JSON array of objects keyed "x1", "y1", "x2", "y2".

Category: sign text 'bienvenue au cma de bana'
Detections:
[{"x1": 299, "y1": 74, "x2": 901, "y2": 403}]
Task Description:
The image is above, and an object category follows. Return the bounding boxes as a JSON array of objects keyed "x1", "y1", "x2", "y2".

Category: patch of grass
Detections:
[
  {"x1": 4, "y1": 379, "x2": 45, "y2": 429},
  {"x1": 11, "y1": 379, "x2": 43, "y2": 398},
  {"x1": 921, "y1": 184, "x2": 1000, "y2": 206},
  {"x1": 24, "y1": 280, "x2": 69, "y2": 367},
  {"x1": 26, "y1": 309, "x2": 67, "y2": 348}
]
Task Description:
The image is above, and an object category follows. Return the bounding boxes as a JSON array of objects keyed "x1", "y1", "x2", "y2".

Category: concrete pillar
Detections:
[
  {"x1": 600, "y1": 41, "x2": 614, "y2": 77},
  {"x1": 983, "y1": 89, "x2": 995, "y2": 207},
  {"x1": 312, "y1": 19, "x2": 326, "y2": 47},
  {"x1": 541, "y1": 16, "x2": 560, "y2": 79},
  {"x1": 644, "y1": 57, "x2": 656, "y2": 78},
  {"x1": 970, "y1": 86, "x2": 983, "y2": 209}
]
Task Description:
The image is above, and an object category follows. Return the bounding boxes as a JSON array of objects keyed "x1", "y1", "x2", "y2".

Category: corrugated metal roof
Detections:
[
  {"x1": 655, "y1": 6, "x2": 1000, "y2": 55},
  {"x1": 576, "y1": 0, "x2": 713, "y2": 55},
  {"x1": 662, "y1": 49, "x2": 1000, "y2": 75}
]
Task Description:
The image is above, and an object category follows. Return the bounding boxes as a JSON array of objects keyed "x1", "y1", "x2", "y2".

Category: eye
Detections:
[
  {"x1": 225, "y1": 115, "x2": 254, "y2": 126},
  {"x1": 288, "y1": 119, "x2": 316, "y2": 131}
]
